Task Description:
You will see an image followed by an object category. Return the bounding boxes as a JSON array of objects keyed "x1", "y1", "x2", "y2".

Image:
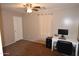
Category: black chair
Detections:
[{"x1": 56, "y1": 40, "x2": 73, "y2": 55}]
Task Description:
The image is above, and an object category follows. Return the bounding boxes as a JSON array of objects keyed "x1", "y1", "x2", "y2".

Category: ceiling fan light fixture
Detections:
[
  {"x1": 27, "y1": 8, "x2": 32, "y2": 13},
  {"x1": 23, "y1": 3, "x2": 44, "y2": 13}
]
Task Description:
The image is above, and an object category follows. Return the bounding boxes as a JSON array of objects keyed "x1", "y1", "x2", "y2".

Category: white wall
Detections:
[
  {"x1": 0, "y1": 5, "x2": 3, "y2": 56},
  {"x1": 77, "y1": 22, "x2": 79, "y2": 40},
  {"x1": 52, "y1": 7, "x2": 79, "y2": 42},
  {"x1": 23, "y1": 13, "x2": 41, "y2": 42},
  {"x1": 23, "y1": 13, "x2": 53, "y2": 43},
  {"x1": 0, "y1": 4, "x2": 79, "y2": 47},
  {"x1": 1, "y1": 9, "x2": 24, "y2": 46},
  {"x1": 39, "y1": 15, "x2": 53, "y2": 41},
  {"x1": 23, "y1": 7, "x2": 79, "y2": 43}
]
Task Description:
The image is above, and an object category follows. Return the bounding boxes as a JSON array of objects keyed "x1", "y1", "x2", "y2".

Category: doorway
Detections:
[{"x1": 13, "y1": 16, "x2": 23, "y2": 42}]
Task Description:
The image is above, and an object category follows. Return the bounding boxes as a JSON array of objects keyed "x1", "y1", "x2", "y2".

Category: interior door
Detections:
[{"x1": 13, "y1": 16, "x2": 23, "y2": 42}]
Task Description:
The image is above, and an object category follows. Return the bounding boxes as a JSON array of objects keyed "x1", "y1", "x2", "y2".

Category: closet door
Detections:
[{"x1": 13, "y1": 16, "x2": 23, "y2": 42}]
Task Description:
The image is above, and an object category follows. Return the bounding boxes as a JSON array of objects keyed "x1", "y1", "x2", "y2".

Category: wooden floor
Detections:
[{"x1": 3, "y1": 40, "x2": 63, "y2": 56}]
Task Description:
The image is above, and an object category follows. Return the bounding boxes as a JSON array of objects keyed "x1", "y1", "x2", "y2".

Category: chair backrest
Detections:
[{"x1": 56, "y1": 40, "x2": 73, "y2": 55}]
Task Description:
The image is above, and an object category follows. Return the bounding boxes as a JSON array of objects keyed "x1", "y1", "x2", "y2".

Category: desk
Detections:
[{"x1": 51, "y1": 38, "x2": 78, "y2": 56}]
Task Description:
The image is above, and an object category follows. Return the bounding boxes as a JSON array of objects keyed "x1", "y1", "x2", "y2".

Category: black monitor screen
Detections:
[{"x1": 58, "y1": 29, "x2": 68, "y2": 35}]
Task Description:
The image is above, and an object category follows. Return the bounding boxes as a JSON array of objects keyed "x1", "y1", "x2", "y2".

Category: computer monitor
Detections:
[
  {"x1": 58, "y1": 29, "x2": 68, "y2": 35},
  {"x1": 58, "y1": 29, "x2": 68, "y2": 39}
]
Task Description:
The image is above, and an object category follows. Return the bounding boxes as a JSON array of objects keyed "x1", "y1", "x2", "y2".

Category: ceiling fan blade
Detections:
[
  {"x1": 32, "y1": 8, "x2": 38, "y2": 11},
  {"x1": 33, "y1": 6, "x2": 41, "y2": 8}
]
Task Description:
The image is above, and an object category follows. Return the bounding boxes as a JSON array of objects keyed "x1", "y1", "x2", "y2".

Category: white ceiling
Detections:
[{"x1": 1, "y1": 3, "x2": 79, "y2": 13}]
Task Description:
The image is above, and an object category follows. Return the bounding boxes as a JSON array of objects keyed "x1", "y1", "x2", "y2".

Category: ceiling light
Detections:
[
  {"x1": 27, "y1": 8, "x2": 32, "y2": 13},
  {"x1": 23, "y1": 3, "x2": 42, "y2": 14},
  {"x1": 24, "y1": 3, "x2": 33, "y2": 13}
]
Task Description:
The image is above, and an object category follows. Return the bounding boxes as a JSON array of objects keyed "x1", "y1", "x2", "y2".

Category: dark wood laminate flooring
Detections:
[{"x1": 3, "y1": 40, "x2": 63, "y2": 56}]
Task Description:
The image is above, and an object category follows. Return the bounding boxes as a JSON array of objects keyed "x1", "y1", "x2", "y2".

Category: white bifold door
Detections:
[{"x1": 13, "y1": 16, "x2": 23, "y2": 42}]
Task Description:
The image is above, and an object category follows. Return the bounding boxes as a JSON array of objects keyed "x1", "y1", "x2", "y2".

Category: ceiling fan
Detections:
[{"x1": 23, "y1": 3, "x2": 45, "y2": 13}]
